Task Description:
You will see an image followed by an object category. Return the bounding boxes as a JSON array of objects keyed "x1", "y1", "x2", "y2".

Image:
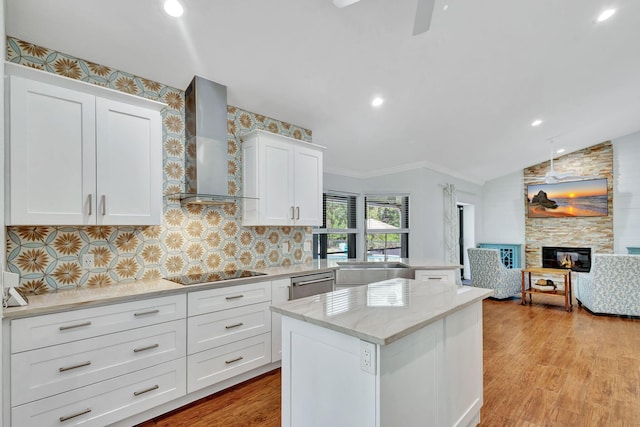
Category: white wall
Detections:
[
  {"x1": 479, "y1": 170, "x2": 526, "y2": 260},
  {"x1": 613, "y1": 131, "x2": 640, "y2": 254},
  {"x1": 480, "y1": 133, "x2": 640, "y2": 259},
  {"x1": 324, "y1": 168, "x2": 482, "y2": 261}
]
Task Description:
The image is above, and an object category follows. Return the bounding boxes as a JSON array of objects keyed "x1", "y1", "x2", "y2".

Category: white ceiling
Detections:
[{"x1": 7, "y1": 0, "x2": 640, "y2": 184}]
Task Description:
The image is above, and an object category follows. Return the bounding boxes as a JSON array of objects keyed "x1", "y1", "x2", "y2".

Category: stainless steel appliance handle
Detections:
[{"x1": 294, "y1": 278, "x2": 333, "y2": 287}]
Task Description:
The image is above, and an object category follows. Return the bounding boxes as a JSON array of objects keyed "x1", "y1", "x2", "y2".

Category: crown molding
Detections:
[{"x1": 324, "y1": 160, "x2": 485, "y2": 185}]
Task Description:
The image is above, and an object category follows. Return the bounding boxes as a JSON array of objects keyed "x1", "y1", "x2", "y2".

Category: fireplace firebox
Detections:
[{"x1": 542, "y1": 246, "x2": 592, "y2": 272}]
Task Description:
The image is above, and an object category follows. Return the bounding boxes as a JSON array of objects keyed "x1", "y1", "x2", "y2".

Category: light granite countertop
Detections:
[
  {"x1": 2, "y1": 258, "x2": 461, "y2": 319},
  {"x1": 271, "y1": 278, "x2": 493, "y2": 345}
]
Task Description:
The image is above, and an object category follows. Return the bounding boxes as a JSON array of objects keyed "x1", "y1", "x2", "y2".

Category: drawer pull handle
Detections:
[
  {"x1": 133, "y1": 384, "x2": 159, "y2": 396},
  {"x1": 225, "y1": 295, "x2": 244, "y2": 300},
  {"x1": 59, "y1": 408, "x2": 91, "y2": 422},
  {"x1": 59, "y1": 361, "x2": 91, "y2": 372},
  {"x1": 225, "y1": 356, "x2": 244, "y2": 365},
  {"x1": 225, "y1": 322, "x2": 244, "y2": 329},
  {"x1": 427, "y1": 277, "x2": 443, "y2": 280},
  {"x1": 59, "y1": 321, "x2": 91, "y2": 331},
  {"x1": 134, "y1": 309, "x2": 160, "y2": 317},
  {"x1": 133, "y1": 343, "x2": 160, "y2": 353}
]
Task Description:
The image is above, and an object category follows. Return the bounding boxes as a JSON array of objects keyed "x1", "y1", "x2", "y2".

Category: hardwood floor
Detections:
[
  {"x1": 136, "y1": 369, "x2": 281, "y2": 427},
  {"x1": 138, "y1": 297, "x2": 640, "y2": 426}
]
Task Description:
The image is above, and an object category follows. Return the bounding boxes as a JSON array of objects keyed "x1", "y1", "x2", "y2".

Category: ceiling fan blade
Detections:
[
  {"x1": 333, "y1": 0, "x2": 360, "y2": 8},
  {"x1": 413, "y1": 0, "x2": 435, "y2": 35}
]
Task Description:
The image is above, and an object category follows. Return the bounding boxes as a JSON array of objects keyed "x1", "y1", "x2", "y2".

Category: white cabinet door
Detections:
[
  {"x1": 96, "y1": 98, "x2": 162, "y2": 225},
  {"x1": 242, "y1": 130, "x2": 324, "y2": 226},
  {"x1": 270, "y1": 278, "x2": 290, "y2": 362},
  {"x1": 8, "y1": 75, "x2": 96, "y2": 225},
  {"x1": 260, "y1": 135, "x2": 294, "y2": 225},
  {"x1": 7, "y1": 66, "x2": 164, "y2": 226},
  {"x1": 293, "y1": 145, "x2": 323, "y2": 226}
]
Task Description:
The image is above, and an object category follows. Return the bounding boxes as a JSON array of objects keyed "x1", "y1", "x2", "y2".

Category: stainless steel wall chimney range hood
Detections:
[{"x1": 169, "y1": 75, "x2": 242, "y2": 205}]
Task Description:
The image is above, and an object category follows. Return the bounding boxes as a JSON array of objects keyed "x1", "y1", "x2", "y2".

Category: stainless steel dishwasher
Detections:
[{"x1": 289, "y1": 271, "x2": 335, "y2": 300}]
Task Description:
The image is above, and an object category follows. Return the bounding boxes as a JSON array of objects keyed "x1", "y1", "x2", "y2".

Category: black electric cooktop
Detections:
[{"x1": 164, "y1": 269, "x2": 267, "y2": 286}]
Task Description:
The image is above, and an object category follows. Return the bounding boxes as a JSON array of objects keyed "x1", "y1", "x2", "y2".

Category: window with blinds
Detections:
[
  {"x1": 365, "y1": 194, "x2": 409, "y2": 259},
  {"x1": 313, "y1": 193, "x2": 358, "y2": 260}
]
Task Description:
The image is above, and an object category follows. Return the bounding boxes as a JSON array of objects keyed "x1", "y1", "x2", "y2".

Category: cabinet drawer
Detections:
[
  {"x1": 414, "y1": 270, "x2": 457, "y2": 283},
  {"x1": 12, "y1": 319, "x2": 186, "y2": 406},
  {"x1": 187, "y1": 332, "x2": 271, "y2": 393},
  {"x1": 11, "y1": 294, "x2": 186, "y2": 353},
  {"x1": 12, "y1": 358, "x2": 186, "y2": 427},
  {"x1": 188, "y1": 281, "x2": 270, "y2": 316},
  {"x1": 188, "y1": 302, "x2": 271, "y2": 355}
]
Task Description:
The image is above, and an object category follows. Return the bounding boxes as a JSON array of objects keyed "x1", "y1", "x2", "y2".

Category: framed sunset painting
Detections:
[{"x1": 527, "y1": 178, "x2": 608, "y2": 218}]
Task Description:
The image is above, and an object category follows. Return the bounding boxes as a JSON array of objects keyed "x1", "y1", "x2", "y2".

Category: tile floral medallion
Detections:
[{"x1": 6, "y1": 37, "x2": 314, "y2": 293}]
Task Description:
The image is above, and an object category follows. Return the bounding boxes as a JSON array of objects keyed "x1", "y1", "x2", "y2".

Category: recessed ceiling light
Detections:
[
  {"x1": 556, "y1": 148, "x2": 566, "y2": 154},
  {"x1": 531, "y1": 119, "x2": 543, "y2": 127},
  {"x1": 597, "y1": 8, "x2": 616, "y2": 22},
  {"x1": 164, "y1": 0, "x2": 184, "y2": 17},
  {"x1": 372, "y1": 97, "x2": 384, "y2": 107}
]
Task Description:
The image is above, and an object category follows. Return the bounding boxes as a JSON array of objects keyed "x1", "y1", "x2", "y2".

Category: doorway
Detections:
[
  {"x1": 457, "y1": 203, "x2": 475, "y2": 281},
  {"x1": 458, "y1": 205, "x2": 464, "y2": 280}
]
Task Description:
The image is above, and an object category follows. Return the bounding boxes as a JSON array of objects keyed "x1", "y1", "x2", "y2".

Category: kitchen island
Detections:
[{"x1": 271, "y1": 278, "x2": 493, "y2": 427}]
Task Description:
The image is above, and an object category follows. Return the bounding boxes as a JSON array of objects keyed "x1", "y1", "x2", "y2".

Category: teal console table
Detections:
[
  {"x1": 478, "y1": 243, "x2": 522, "y2": 268},
  {"x1": 628, "y1": 247, "x2": 640, "y2": 255}
]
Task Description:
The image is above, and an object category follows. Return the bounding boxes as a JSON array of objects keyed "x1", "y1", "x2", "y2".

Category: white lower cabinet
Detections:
[
  {"x1": 414, "y1": 269, "x2": 458, "y2": 283},
  {"x1": 187, "y1": 333, "x2": 271, "y2": 393},
  {"x1": 12, "y1": 319, "x2": 186, "y2": 405},
  {"x1": 187, "y1": 302, "x2": 271, "y2": 355},
  {"x1": 281, "y1": 301, "x2": 483, "y2": 427},
  {"x1": 8, "y1": 294, "x2": 187, "y2": 427},
  {"x1": 186, "y1": 281, "x2": 273, "y2": 393},
  {"x1": 7, "y1": 278, "x2": 292, "y2": 426},
  {"x1": 271, "y1": 278, "x2": 291, "y2": 362},
  {"x1": 12, "y1": 358, "x2": 186, "y2": 427},
  {"x1": 11, "y1": 294, "x2": 186, "y2": 353}
]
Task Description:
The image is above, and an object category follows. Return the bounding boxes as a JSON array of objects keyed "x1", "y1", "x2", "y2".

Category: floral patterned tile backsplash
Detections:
[{"x1": 6, "y1": 37, "x2": 314, "y2": 293}]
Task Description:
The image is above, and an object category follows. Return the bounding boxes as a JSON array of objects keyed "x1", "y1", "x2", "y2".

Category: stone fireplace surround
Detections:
[
  {"x1": 542, "y1": 246, "x2": 592, "y2": 273},
  {"x1": 524, "y1": 142, "x2": 614, "y2": 269}
]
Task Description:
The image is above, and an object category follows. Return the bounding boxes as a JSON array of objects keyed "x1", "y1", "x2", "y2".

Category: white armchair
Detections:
[
  {"x1": 467, "y1": 248, "x2": 522, "y2": 299},
  {"x1": 576, "y1": 254, "x2": 640, "y2": 316}
]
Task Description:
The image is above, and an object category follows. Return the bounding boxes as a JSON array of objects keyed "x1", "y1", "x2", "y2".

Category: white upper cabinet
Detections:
[
  {"x1": 242, "y1": 130, "x2": 324, "y2": 226},
  {"x1": 6, "y1": 63, "x2": 164, "y2": 225}
]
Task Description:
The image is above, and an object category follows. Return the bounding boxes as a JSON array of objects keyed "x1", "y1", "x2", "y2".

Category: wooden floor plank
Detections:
[{"x1": 136, "y1": 297, "x2": 640, "y2": 426}]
